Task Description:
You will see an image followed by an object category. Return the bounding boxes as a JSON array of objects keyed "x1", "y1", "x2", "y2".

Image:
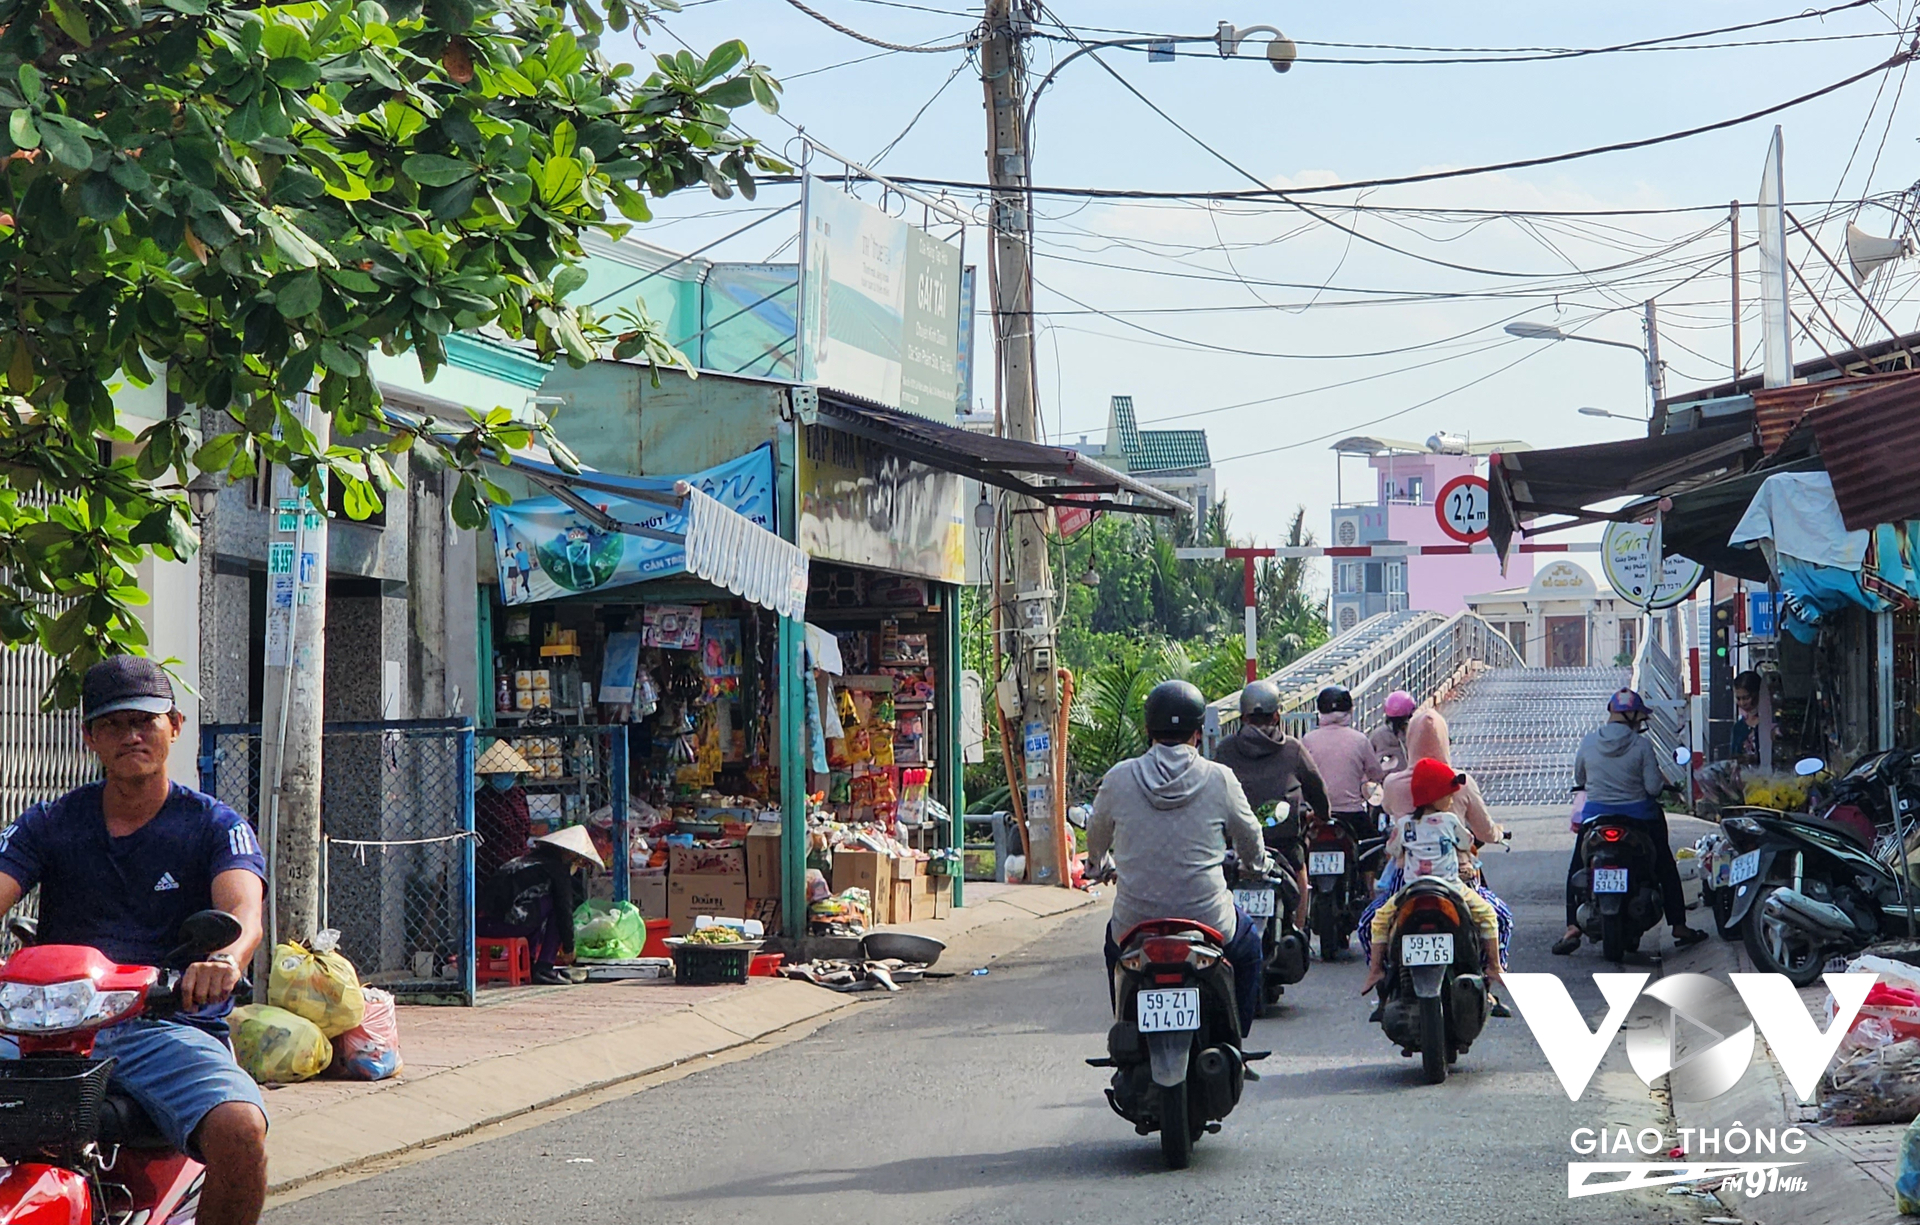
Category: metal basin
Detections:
[{"x1": 861, "y1": 931, "x2": 946, "y2": 966}]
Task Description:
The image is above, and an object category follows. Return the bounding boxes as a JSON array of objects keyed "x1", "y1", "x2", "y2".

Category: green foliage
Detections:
[{"x1": 0, "y1": 0, "x2": 780, "y2": 703}]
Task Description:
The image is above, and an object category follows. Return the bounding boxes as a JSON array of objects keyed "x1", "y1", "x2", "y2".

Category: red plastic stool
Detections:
[
  {"x1": 640, "y1": 918, "x2": 672, "y2": 960},
  {"x1": 476, "y1": 937, "x2": 531, "y2": 986}
]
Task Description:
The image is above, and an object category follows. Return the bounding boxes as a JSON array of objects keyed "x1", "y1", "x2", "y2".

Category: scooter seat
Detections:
[
  {"x1": 1116, "y1": 917, "x2": 1227, "y2": 947},
  {"x1": 97, "y1": 1091, "x2": 171, "y2": 1149}
]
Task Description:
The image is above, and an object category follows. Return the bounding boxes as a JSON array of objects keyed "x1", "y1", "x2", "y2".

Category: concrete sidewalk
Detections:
[
  {"x1": 264, "y1": 882, "x2": 1099, "y2": 1193},
  {"x1": 1663, "y1": 934, "x2": 1904, "y2": 1225}
]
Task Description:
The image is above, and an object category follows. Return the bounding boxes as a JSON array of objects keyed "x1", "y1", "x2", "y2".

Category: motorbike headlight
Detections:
[{"x1": 0, "y1": 980, "x2": 139, "y2": 1034}]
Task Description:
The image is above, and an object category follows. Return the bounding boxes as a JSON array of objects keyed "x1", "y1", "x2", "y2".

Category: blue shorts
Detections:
[{"x1": 2, "y1": 1019, "x2": 267, "y2": 1158}]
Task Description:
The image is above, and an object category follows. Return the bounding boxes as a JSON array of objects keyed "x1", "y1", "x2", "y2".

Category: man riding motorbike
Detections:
[
  {"x1": 1370, "y1": 690, "x2": 1416, "y2": 776},
  {"x1": 1211, "y1": 679, "x2": 1328, "y2": 930},
  {"x1": 0, "y1": 657, "x2": 269, "y2": 1225},
  {"x1": 1552, "y1": 688, "x2": 1707, "y2": 955},
  {"x1": 1301, "y1": 684, "x2": 1387, "y2": 887},
  {"x1": 1089, "y1": 680, "x2": 1272, "y2": 1037}
]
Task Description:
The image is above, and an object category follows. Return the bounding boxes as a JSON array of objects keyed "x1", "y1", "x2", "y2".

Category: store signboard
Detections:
[
  {"x1": 1601, "y1": 520, "x2": 1704, "y2": 611},
  {"x1": 797, "y1": 422, "x2": 966, "y2": 583},
  {"x1": 799, "y1": 181, "x2": 965, "y2": 419},
  {"x1": 489, "y1": 445, "x2": 776, "y2": 606}
]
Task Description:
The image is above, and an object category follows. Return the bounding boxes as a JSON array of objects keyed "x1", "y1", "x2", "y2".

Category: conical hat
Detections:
[
  {"x1": 476, "y1": 740, "x2": 533, "y2": 775},
  {"x1": 536, "y1": 824, "x2": 604, "y2": 868}
]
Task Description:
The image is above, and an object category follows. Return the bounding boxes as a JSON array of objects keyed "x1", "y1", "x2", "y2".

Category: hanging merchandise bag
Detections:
[
  {"x1": 232, "y1": 1004, "x2": 332, "y2": 1084},
  {"x1": 573, "y1": 898, "x2": 646, "y2": 960},
  {"x1": 333, "y1": 988, "x2": 403, "y2": 1081},
  {"x1": 268, "y1": 929, "x2": 366, "y2": 1038}
]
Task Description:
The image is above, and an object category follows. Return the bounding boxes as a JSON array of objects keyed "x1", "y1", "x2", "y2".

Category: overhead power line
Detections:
[{"x1": 780, "y1": 0, "x2": 979, "y2": 52}]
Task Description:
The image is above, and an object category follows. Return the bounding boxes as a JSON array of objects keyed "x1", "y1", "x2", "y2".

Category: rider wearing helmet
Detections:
[
  {"x1": 1088, "y1": 680, "x2": 1272, "y2": 1036},
  {"x1": 1371, "y1": 690, "x2": 1417, "y2": 776},
  {"x1": 1212, "y1": 679, "x2": 1328, "y2": 929},
  {"x1": 1553, "y1": 689, "x2": 1707, "y2": 955},
  {"x1": 1300, "y1": 685, "x2": 1387, "y2": 847}
]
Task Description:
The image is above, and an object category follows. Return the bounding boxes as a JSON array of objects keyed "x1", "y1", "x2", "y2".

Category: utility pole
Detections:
[
  {"x1": 1730, "y1": 201, "x2": 1742, "y2": 381},
  {"x1": 981, "y1": 0, "x2": 1066, "y2": 887},
  {"x1": 257, "y1": 400, "x2": 330, "y2": 947},
  {"x1": 1643, "y1": 300, "x2": 1667, "y2": 404}
]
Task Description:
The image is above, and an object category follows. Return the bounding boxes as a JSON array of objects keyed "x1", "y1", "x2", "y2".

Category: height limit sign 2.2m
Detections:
[{"x1": 1435, "y1": 474, "x2": 1490, "y2": 544}]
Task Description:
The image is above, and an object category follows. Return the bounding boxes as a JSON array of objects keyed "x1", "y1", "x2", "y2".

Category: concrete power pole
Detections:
[
  {"x1": 981, "y1": 0, "x2": 1066, "y2": 886},
  {"x1": 257, "y1": 403, "x2": 331, "y2": 946}
]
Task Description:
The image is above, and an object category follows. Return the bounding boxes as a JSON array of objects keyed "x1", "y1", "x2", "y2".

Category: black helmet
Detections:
[
  {"x1": 1316, "y1": 684, "x2": 1353, "y2": 714},
  {"x1": 1145, "y1": 680, "x2": 1207, "y2": 737},
  {"x1": 1239, "y1": 679, "x2": 1281, "y2": 719}
]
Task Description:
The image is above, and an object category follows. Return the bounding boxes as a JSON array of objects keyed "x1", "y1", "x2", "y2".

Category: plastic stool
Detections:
[{"x1": 476, "y1": 937, "x2": 531, "y2": 986}]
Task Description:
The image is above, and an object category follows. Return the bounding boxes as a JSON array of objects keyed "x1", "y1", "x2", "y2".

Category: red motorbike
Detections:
[{"x1": 0, "y1": 909, "x2": 241, "y2": 1225}]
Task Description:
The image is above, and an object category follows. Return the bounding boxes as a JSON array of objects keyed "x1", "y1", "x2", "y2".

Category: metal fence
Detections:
[
  {"x1": 479, "y1": 721, "x2": 632, "y2": 900},
  {"x1": 201, "y1": 720, "x2": 477, "y2": 1005},
  {"x1": 1633, "y1": 634, "x2": 1689, "y2": 787}
]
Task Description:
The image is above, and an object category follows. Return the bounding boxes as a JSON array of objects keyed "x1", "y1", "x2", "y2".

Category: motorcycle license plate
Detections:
[
  {"x1": 1592, "y1": 867, "x2": 1630, "y2": 894},
  {"x1": 1137, "y1": 988, "x2": 1202, "y2": 1033},
  {"x1": 1233, "y1": 887, "x2": 1276, "y2": 917},
  {"x1": 1308, "y1": 851, "x2": 1346, "y2": 876},
  {"x1": 1401, "y1": 933, "x2": 1454, "y2": 966},
  {"x1": 1729, "y1": 850, "x2": 1762, "y2": 886}
]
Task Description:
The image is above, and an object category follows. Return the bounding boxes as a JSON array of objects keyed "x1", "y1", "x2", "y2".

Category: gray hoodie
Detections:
[
  {"x1": 1573, "y1": 721, "x2": 1667, "y2": 806},
  {"x1": 1087, "y1": 742, "x2": 1269, "y2": 940}
]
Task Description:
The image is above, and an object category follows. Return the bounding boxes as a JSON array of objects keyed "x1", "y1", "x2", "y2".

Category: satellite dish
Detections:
[{"x1": 1846, "y1": 222, "x2": 1910, "y2": 282}]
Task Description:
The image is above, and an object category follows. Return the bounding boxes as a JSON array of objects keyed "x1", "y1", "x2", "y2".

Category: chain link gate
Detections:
[{"x1": 200, "y1": 719, "x2": 477, "y2": 1005}]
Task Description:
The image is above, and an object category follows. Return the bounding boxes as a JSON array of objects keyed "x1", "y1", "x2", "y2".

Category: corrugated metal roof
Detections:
[
  {"x1": 1807, "y1": 376, "x2": 1920, "y2": 530},
  {"x1": 1751, "y1": 372, "x2": 1918, "y2": 455}
]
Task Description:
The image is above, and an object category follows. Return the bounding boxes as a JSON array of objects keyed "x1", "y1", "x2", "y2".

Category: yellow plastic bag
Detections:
[
  {"x1": 268, "y1": 931, "x2": 365, "y2": 1038},
  {"x1": 231, "y1": 1004, "x2": 332, "y2": 1084}
]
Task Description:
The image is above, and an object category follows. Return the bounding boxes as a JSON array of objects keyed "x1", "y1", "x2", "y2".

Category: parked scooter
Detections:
[
  {"x1": 1723, "y1": 752, "x2": 1920, "y2": 986},
  {"x1": 1373, "y1": 878, "x2": 1490, "y2": 1084},
  {"x1": 0, "y1": 909, "x2": 243, "y2": 1225},
  {"x1": 1091, "y1": 917, "x2": 1269, "y2": 1168},
  {"x1": 1568, "y1": 807, "x2": 1668, "y2": 963},
  {"x1": 1304, "y1": 812, "x2": 1389, "y2": 960},
  {"x1": 1223, "y1": 855, "x2": 1308, "y2": 1017}
]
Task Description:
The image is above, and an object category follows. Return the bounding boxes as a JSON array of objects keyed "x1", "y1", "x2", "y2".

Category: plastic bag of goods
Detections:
[
  {"x1": 1819, "y1": 1036, "x2": 1920, "y2": 1126},
  {"x1": 268, "y1": 930, "x2": 365, "y2": 1038},
  {"x1": 332, "y1": 988, "x2": 403, "y2": 1082},
  {"x1": 232, "y1": 1004, "x2": 332, "y2": 1084},
  {"x1": 808, "y1": 887, "x2": 870, "y2": 935},
  {"x1": 573, "y1": 899, "x2": 645, "y2": 960}
]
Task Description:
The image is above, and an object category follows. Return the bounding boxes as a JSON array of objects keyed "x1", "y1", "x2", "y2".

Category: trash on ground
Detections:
[{"x1": 780, "y1": 957, "x2": 930, "y2": 993}]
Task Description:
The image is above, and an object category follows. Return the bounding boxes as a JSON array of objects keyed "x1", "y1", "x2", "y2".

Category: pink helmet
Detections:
[{"x1": 1383, "y1": 690, "x2": 1417, "y2": 718}]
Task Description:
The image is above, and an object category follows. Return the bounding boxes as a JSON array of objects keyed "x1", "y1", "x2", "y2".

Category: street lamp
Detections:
[
  {"x1": 186, "y1": 471, "x2": 222, "y2": 520},
  {"x1": 1505, "y1": 304, "x2": 1667, "y2": 401},
  {"x1": 1577, "y1": 406, "x2": 1645, "y2": 422}
]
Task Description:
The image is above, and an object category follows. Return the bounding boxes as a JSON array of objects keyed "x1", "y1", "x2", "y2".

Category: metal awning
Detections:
[
  {"x1": 1805, "y1": 373, "x2": 1920, "y2": 530},
  {"x1": 808, "y1": 392, "x2": 1190, "y2": 517},
  {"x1": 1487, "y1": 423, "x2": 1760, "y2": 561}
]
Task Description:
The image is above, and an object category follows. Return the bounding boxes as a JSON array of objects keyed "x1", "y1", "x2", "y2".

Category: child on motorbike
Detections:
[{"x1": 1360, "y1": 758, "x2": 1503, "y2": 996}]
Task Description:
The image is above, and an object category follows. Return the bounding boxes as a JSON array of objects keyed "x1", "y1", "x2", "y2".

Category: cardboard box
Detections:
[
  {"x1": 669, "y1": 844, "x2": 747, "y2": 877},
  {"x1": 746, "y1": 827, "x2": 783, "y2": 899},
  {"x1": 891, "y1": 855, "x2": 920, "y2": 882},
  {"x1": 630, "y1": 869, "x2": 669, "y2": 921},
  {"x1": 668, "y1": 876, "x2": 750, "y2": 936},
  {"x1": 747, "y1": 897, "x2": 780, "y2": 930},
  {"x1": 921, "y1": 873, "x2": 951, "y2": 920},
  {"x1": 832, "y1": 849, "x2": 885, "y2": 900},
  {"x1": 888, "y1": 880, "x2": 917, "y2": 925}
]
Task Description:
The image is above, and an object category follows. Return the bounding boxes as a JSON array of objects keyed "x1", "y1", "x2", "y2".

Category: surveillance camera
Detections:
[{"x1": 1267, "y1": 36, "x2": 1297, "y2": 73}]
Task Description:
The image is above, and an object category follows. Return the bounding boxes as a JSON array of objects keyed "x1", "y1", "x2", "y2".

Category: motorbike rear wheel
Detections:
[
  {"x1": 1601, "y1": 913, "x2": 1628, "y2": 964},
  {"x1": 1315, "y1": 905, "x2": 1345, "y2": 961},
  {"x1": 1419, "y1": 996, "x2": 1448, "y2": 1085},
  {"x1": 1742, "y1": 883, "x2": 1827, "y2": 988},
  {"x1": 1159, "y1": 1084, "x2": 1193, "y2": 1169}
]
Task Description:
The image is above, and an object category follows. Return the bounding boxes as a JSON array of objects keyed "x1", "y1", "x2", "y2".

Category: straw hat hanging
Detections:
[{"x1": 476, "y1": 741, "x2": 534, "y2": 775}]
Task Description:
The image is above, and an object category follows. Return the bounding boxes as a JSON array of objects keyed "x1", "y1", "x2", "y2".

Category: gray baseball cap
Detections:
[{"x1": 82, "y1": 656, "x2": 177, "y2": 723}]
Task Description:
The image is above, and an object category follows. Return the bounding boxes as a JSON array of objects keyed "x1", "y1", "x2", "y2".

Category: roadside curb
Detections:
[{"x1": 264, "y1": 887, "x2": 1100, "y2": 1194}]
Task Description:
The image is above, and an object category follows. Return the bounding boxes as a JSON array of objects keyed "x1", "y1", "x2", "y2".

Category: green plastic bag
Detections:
[
  {"x1": 573, "y1": 899, "x2": 645, "y2": 960},
  {"x1": 232, "y1": 1004, "x2": 332, "y2": 1084}
]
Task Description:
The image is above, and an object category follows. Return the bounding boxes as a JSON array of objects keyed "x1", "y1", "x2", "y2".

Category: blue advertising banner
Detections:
[{"x1": 490, "y1": 445, "x2": 777, "y2": 606}]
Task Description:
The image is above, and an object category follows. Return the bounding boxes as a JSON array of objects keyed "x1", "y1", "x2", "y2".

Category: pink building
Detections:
[{"x1": 1327, "y1": 435, "x2": 1534, "y2": 633}]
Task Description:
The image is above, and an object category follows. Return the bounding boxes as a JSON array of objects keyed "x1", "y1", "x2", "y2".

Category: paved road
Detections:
[{"x1": 268, "y1": 808, "x2": 1710, "y2": 1224}]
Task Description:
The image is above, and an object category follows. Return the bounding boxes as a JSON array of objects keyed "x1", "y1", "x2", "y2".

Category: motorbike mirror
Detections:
[
  {"x1": 1674, "y1": 746, "x2": 1693, "y2": 766},
  {"x1": 162, "y1": 910, "x2": 242, "y2": 968},
  {"x1": 1794, "y1": 757, "x2": 1827, "y2": 777}
]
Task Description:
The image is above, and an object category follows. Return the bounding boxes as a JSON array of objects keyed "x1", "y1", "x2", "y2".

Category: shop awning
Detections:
[
  {"x1": 1633, "y1": 455, "x2": 1828, "y2": 582},
  {"x1": 1805, "y1": 373, "x2": 1920, "y2": 531},
  {"x1": 809, "y1": 394, "x2": 1191, "y2": 517},
  {"x1": 1487, "y1": 423, "x2": 1760, "y2": 561}
]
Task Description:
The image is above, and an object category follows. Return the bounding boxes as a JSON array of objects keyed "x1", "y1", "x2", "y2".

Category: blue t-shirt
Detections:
[{"x1": 0, "y1": 782, "x2": 265, "y2": 967}]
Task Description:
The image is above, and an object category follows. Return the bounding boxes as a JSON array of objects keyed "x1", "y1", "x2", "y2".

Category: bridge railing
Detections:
[
  {"x1": 1633, "y1": 635, "x2": 1689, "y2": 786},
  {"x1": 1206, "y1": 610, "x2": 1522, "y2": 748}
]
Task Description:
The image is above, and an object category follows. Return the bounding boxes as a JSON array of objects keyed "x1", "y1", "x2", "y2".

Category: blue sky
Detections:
[{"x1": 609, "y1": 1, "x2": 1920, "y2": 558}]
